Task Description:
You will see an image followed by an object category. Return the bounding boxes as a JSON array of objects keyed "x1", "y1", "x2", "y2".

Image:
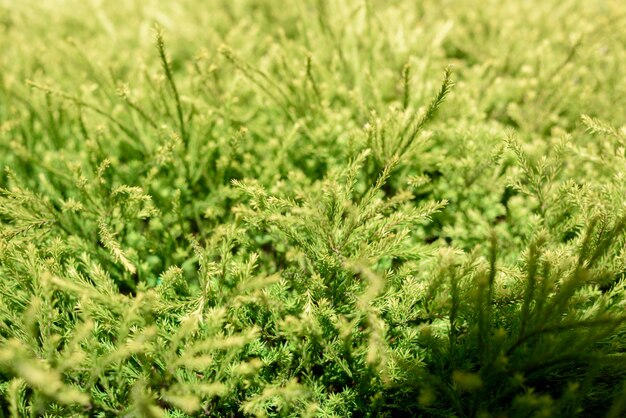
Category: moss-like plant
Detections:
[{"x1": 0, "y1": 1, "x2": 625, "y2": 416}]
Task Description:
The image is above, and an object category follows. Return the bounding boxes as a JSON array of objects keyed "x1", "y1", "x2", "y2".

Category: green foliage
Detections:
[{"x1": 0, "y1": 0, "x2": 625, "y2": 416}]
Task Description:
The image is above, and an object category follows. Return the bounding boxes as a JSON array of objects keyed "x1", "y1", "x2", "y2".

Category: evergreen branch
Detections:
[{"x1": 155, "y1": 25, "x2": 188, "y2": 145}]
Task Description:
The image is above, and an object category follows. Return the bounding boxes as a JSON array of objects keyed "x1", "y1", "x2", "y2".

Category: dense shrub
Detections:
[{"x1": 0, "y1": 1, "x2": 625, "y2": 416}]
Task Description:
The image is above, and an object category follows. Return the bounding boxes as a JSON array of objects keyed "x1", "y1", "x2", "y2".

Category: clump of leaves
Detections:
[{"x1": 1, "y1": 0, "x2": 625, "y2": 417}]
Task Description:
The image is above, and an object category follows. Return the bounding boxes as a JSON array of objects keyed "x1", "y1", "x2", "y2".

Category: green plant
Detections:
[{"x1": 0, "y1": 0, "x2": 625, "y2": 416}]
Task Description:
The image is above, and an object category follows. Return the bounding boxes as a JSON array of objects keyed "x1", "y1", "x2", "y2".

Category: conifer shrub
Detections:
[{"x1": 0, "y1": 1, "x2": 625, "y2": 416}]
